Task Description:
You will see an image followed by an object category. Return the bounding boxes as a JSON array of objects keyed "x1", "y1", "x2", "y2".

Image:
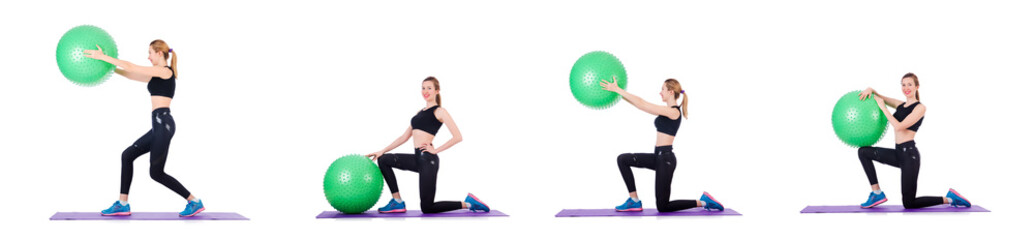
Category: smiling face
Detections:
[
  {"x1": 147, "y1": 47, "x2": 164, "y2": 66},
  {"x1": 422, "y1": 80, "x2": 438, "y2": 102},
  {"x1": 659, "y1": 84, "x2": 674, "y2": 101},
  {"x1": 901, "y1": 76, "x2": 918, "y2": 99}
]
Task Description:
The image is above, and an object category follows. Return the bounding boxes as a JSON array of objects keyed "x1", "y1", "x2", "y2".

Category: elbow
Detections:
[
  {"x1": 892, "y1": 124, "x2": 907, "y2": 132},
  {"x1": 453, "y1": 136, "x2": 463, "y2": 143}
]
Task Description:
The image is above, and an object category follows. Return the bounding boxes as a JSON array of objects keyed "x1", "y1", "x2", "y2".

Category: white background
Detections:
[{"x1": 1, "y1": 0, "x2": 1030, "y2": 239}]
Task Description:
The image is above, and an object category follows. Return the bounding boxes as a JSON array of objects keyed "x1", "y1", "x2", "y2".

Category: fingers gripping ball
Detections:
[
  {"x1": 570, "y1": 51, "x2": 627, "y2": 109},
  {"x1": 56, "y1": 25, "x2": 119, "y2": 86},
  {"x1": 831, "y1": 90, "x2": 888, "y2": 148},
  {"x1": 323, "y1": 154, "x2": 384, "y2": 214}
]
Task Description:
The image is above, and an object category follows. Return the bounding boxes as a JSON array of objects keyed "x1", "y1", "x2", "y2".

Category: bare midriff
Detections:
[
  {"x1": 656, "y1": 132, "x2": 675, "y2": 147},
  {"x1": 412, "y1": 130, "x2": 435, "y2": 148},
  {"x1": 151, "y1": 96, "x2": 172, "y2": 110}
]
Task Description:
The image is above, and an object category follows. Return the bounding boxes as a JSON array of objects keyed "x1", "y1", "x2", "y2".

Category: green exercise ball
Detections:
[
  {"x1": 831, "y1": 90, "x2": 888, "y2": 148},
  {"x1": 570, "y1": 51, "x2": 627, "y2": 109},
  {"x1": 56, "y1": 25, "x2": 119, "y2": 87},
  {"x1": 323, "y1": 154, "x2": 384, "y2": 214}
]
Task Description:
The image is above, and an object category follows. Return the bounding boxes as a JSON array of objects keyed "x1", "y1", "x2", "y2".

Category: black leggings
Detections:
[
  {"x1": 120, "y1": 108, "x2": 191, "y2": 199},
  {"x1": 858, "y1": 140, "x2": 942, "y2": 209},
  {"x1": 378, "y1": 149, "x2": 463, "y2": 213},
  {"x1": 617, "y1": 146, "x2": 698, "y2": 212}
]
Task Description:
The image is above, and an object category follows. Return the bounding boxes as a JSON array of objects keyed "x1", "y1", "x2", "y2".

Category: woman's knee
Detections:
[{"x1": 617, "y1": 153, "x2": 635, "y2": 166}]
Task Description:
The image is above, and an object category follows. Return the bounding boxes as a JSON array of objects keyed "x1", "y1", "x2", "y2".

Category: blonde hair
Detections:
[
  {"x1": 423, "y1": 76, "x2": 441, "y2": 106},
  {"x1": 149, "y1": 39, "x2": 176, "y2": 77},
  {"x1": 663, "y1": 78, "x2": 688, "y2": 119}
]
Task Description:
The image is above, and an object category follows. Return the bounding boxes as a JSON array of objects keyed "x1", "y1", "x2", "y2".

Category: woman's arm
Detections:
[
  {"x1": 874, "y1": 95, "x2": 925, "y2": 131},
  {"x1": 114, "y1": 69, "x2": 152, "y2": 83},
  {"x1": 423, "y1": 107, "x2": 462, "y2": 154},
  {"x1": 366, "y1": 126, "x2": 414, "y2": 160},
  {"x1": 600, "y1": 77, "x2": 680, "y2": 119},
  {"x1": 83, "y1": 45, "x2": 172, "y2": 79},
  {"x1": 860, "y1": 87, "x2": 904, "y2": 108}
]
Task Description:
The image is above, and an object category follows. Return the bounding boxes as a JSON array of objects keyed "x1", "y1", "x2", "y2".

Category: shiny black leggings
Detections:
[
  {"x1": 858, "y1": 141, "x2": 942, "y2": 209},
  {"x1": 120, "y1": 108, "x2": 191, "y2": 199},
  {"x1": 378, "y1": 149, "x2": 463, "y2": 213},
  {"x1": 617, "y1": 146, "x2": 698, "y2": 212}
]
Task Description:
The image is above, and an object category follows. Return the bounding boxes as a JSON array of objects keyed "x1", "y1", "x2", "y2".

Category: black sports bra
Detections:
[
  {"x1": 894, "y1": 102, "x2": 923, "y2": 132},
  {"x1": 411, "y1": 105, "x2": 443, "y2": 135},
  {"x1": 654, "y1": 106, "x2": 682, "y2": 136},
  {"x1": 148, "y1": 66, "x2": 175, "y2": 98}
]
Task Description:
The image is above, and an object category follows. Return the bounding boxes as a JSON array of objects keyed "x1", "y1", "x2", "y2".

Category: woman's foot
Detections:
[
  {"x1": 378, "y1": 199, "x2": 407, "y2": 213},
  {"x1": 179, "y1": 199, "x2": 205, "y2": 217},
  {"x1": 860, "y1": 191, "x2": 887, "y2": 208},
  {"x1": 947, "y1": 188, "x2": 971, "y2": 208},
  {"x1": 614, "y1": 197, "x2": 643, "y2": 212},
  {"x1": 700, "y1": 192, "x2": 725, "y2": 211},
  {"x1": 101, "y1": 201, "x2": 131, "y2": 216},
  {"x1": 465, "y1": 193, "x2": 490, "y2": 212}
]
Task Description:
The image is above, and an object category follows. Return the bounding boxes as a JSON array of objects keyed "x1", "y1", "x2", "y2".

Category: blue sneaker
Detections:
[
  {"x1": 465, "y1": 193, "x2": 490, "y2": 212},
  {"x1": 179, "y1": 200, "x2": 205, "y2": 217},
  {"x1": 860, "y1": 191, "x2": 887, "y2": 208},
  {"x1": 947, "y1": 188, "x2": 971, "y2": 208},
  {"x1": 700, "y1": 192, "x2": 725, "y2": 211},
  {"x1": 101, "y1": 201, "x2": 131, "y2": 216},
  {"x1": 378, "y1": 199, "x2": 407, "y2": 213},
  {"x1": 615, "y1": 197, "x2": 643, "y2": 212}
]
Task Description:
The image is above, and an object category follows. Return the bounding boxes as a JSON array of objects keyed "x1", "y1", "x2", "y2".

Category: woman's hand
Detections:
[
  {"x1": 365, "y1": 151, "x2": 385, "y2": 161},
  {"x1": 859, "y1": 87, "x2": 875, "y2": 100},
  {"x1": 599, "y1": 76, "x2": 622, "y2": 92},
  {"x1": 83, "y1": 45, "x2": 107, "y2": 60},
  {"x1": 873, "y1": 94, "x2": 886, "y2": 108},
  {"x1": 419, "y1": 143, "x2": 439, "y2": 154}
]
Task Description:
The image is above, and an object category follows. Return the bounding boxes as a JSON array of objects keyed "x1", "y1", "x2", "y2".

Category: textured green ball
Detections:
[
  {"x1": 832, "y1": 90, "x2": 888, "y2": 148},
  {"x1": 56, "y1": 25, "x2": 119, "y2": 87},
  {"x1": 323, "y1": 154, "x2": 384, "y2": 214},
  {"x1": 570, "y1": 51, "x2": 627, "y2": 109}
]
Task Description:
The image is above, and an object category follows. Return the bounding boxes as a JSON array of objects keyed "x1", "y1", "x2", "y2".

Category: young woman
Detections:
[
  {"x1": 600, "y1": 77, "x2": 724, "y2": 212},
  {"x1": 366, "y1": 77, "x2": 490, "y2": 214},
  {"x1": 856, "y1": 72, "x2": 971, "y2": 209},
  {"x1": 84, "y1": 40, "x2": 204, "y2": 217}
]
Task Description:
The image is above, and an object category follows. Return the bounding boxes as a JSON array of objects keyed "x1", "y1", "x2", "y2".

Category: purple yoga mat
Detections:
[
  {"x1": 50, "y1": 212, "x2": 249, "y2": 220},
  {"x1": 800, "y1": 205, "x2": 990, "y2": 213},
  {"x1": 555, "y1": 208, "x2": 741, "y2": 217},
  {"x1": 317, "y1": 210, "x2": 508, "y2": 218}
]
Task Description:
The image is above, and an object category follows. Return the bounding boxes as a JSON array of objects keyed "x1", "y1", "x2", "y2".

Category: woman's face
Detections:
[
  {"x1": 659, "y1": 84, "x2": 673, "y2": 101},
  {"x1": 901, "y1": 77, "x2": 918, "y2": 99},
  {"x1": 422, "y1": 81, "x2": 438, "y2": 102},
  {"x1": 147, "y1": 47, "x2": 163, "y2": 66}
]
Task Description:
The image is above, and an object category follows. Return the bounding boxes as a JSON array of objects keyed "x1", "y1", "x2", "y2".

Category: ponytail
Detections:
[
  {"x1": 663, "y1": 78, "x2": 688, "y2": 119},
  {"x1": 680, "y1": 91, "x2": 688, "y2": 119},
  {"x1": 169, "y1": 49, "x2": 177, "y2": 77}
]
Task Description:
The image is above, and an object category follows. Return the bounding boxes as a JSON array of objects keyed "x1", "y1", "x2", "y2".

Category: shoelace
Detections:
[
  {"x1": 617, "y1": 200, "x2": 633, "y2": 209},
  {"x1": 868, "y1": 194, "x2": 880, "y2": 203},
  {"x1": 950, "y1": 198, "x2": 961, "y2": 207}
]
